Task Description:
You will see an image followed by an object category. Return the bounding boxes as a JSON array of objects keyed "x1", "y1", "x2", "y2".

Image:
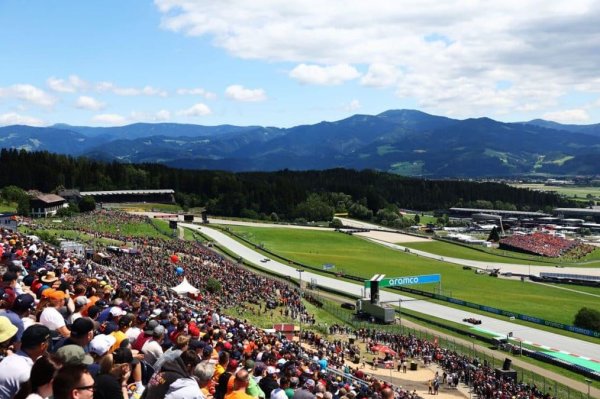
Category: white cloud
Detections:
[
  {"x1": 344, "y1": 99, "x2": 361, "y2": 112},
  {"x1": 155, "y1": 109, "x2": 171, "y2": 121},
  {"x1": 543, "y1": 109, "x2": 590, "y2": 124},
  {"x1": 91, "y1": 113, "x2": 127, "y2": 125},
  {"x1": 47, "y1": 75, "x2": 88, "y2": 93},
  {"x1": 289, "y1": 64, "x2": 360, "y2": 86},
  {"x1": 75, "y1": 96, "x2": 106, "y2": 111},
  {"x1": 130, "y1": 110, "x2": 172, "y2": 122},
  {"x1": 361, "y1": 64, "x2": 400, "y2": 88},
  {"x1": 155, "y1": 0, "x2": 600, "y2": 116},
  {"x1": 177, "y1": 87, "x2": 217, "y2": 99},
  {"x1": 0, "y1": 112, "x2": 45, "y2": 126},
  {"x1": 225, "y1": 85, "x2": 267, "y2": 102},
  {"x1": 0, "y1": 84, "x2": 57, "y2": 107},
  {"x1": 178, "y1": 103, "x2": 212, "y2": 117},
  {"x1": 96, "y1": 82, "x2": 167, "y2": 97}
]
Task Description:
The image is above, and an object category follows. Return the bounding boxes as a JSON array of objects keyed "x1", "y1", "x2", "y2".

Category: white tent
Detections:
[{"x1": 170, "y1": 277, "x2": 200, "y2": 295}]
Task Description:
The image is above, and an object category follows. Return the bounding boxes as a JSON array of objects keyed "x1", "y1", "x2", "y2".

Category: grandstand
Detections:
[
  {"x1": 79, "y1": 188, "x2": 175, "y2": 203},
  {"x1": 499, "y1": 232, "x2": 595, "y2": 258}
]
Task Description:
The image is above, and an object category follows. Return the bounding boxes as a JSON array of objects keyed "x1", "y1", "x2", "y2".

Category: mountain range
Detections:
[{"x1": 2, "y1": 109, "x2": 600, "y2": 177}]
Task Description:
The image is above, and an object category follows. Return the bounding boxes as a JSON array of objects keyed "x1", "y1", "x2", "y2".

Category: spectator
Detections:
[
  {"x1": 0, "y1": 293, "x2": 35, "y2": 349},
  {"x1": 14, "y1": 354, "x2": 60, "y2": 399},
  {"x1": 226, "y1": 369, "x2": 255, "y2": 399},
  {"x1": 193, "y1": 362, "x2": 216, "y2": 399},
  {"x1": 39, "y1": 289, "x2": 71, "y2": 338},
  {"x1": 142, "y1": 324, "x2": 165, "y2": 367},
  {"x1": 0, "y1": 325, "x2": 51, "y2": 398},
  {"x1": 0, "y1": 315, "x2": 18, "y2": 358},
  {"x1": 144, "y1": 349, "x2": 200, "y2": 399},
  {"x1": 52, "y1": 364, "x2": 95, "y2": 399},
  {"x1": 93, "y1": 347, "x2": 133, "y2": 399},
  {"x1": 54, "y1": 317, "x2": 94, "y2": 352}
]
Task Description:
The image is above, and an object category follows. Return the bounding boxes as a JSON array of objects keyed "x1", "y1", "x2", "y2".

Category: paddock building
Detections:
[{"x1": 79, "y1": 189, "x2": 175, "y2": 204}]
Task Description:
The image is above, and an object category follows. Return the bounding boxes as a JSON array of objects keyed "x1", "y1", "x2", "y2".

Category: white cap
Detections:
[
  {"x1": 89, "y1": 334, "x2": 116, "y2": 356},
  {"x1": 110, "y1": 307, "x2": 126, "y2": 317}
]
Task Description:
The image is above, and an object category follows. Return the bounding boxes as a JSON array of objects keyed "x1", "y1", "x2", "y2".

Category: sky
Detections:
[{"x1": 1, "y1": 0, "x2": 600, "y2": 128}]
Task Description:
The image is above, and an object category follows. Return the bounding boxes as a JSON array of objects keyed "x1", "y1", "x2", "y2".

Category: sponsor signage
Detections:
[{"x1": 364, "y1": 273, "x2": 441, "y2": 288}]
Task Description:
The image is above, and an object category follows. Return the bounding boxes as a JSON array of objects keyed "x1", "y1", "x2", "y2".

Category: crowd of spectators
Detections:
[
  {"x1": 498, "y1": 232, "x2": 592, "y2": 258},
  {"x1": 353, "y1": 329, "x2": 557, "y2": 399},
  {"x1": 0, "y1": 212, "x2": 423, "y2": 399}
]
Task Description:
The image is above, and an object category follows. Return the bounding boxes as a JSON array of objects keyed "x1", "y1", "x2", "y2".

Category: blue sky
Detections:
[{"x1": 1, "y1": 0, "x2": 600, "y2": 127}]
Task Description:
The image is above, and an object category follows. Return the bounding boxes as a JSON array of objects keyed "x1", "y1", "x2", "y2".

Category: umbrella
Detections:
[{"x1": 372, "y1": 344, "x2": 397, "y2": 356}]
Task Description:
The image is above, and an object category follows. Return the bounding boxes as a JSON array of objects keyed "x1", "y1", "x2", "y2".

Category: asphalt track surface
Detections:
[{"x1": 180, "y1": 222, "x2": 600, "y2": 364}]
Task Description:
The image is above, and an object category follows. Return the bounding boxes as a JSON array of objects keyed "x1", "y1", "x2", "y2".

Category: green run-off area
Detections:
[{"x1": 223, "y1": 225, "x2": 600, "y2": 326}]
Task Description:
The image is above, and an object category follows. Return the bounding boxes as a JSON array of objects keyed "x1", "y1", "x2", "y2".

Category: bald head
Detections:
[
  {"x1": 382, "y1": 388, "x2": 394, "y2": 399},
  {"x1": 234, "y1": 369, "x2": 250, "y2": 390}
]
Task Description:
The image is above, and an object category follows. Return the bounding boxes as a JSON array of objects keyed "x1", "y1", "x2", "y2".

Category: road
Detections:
[{"x1": 181, "y1": 222, "x2": 600, "y2": 365}]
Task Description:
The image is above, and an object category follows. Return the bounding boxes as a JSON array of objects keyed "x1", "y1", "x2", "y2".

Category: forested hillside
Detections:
[{"x1": 0, "y1": 149, "x2": 572, "y2": 220}]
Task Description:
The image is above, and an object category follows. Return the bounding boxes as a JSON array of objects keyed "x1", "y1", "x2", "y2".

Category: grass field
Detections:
[
  {"x1": 223, "y1": 225, "x2": 600, "y2": 326},
  {"x1": 402, "y1": 240, "x2": 600, "y2": 267},
  {"x1": 512, "y1": 183, "x2": 600, "y2": 199},
  {"x1": 0, "y1": 202, "x2": 16, "y2": 212}
]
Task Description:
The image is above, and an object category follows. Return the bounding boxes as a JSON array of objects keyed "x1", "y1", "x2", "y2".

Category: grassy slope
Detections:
[{"x1": 224, "y1": 225, "x2": 600, "y2": 325}]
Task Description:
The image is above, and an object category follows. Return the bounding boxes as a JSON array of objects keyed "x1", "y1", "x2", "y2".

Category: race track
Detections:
[{"x1": 181, "y1": 222, "x2": 600, "y2": 367}]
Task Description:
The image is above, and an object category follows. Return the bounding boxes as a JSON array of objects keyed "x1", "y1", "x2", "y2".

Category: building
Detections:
[
  {"x1": 30, "y1": 194, "x2": 67, "y2": 218},
  {"x1": 79, "y1": 189, "x2": 175, "y2": 204},
  {"x1": 0, "y1": 213, "x2": 18, "y2": 232},
  {"x1": 57, "y1": 189, "x2": 82, "y2": 202},
  {"x1": 449, "y1": 207, "x2": 550, "y2": 219},
  {"x1": 554, "y1": 208, "x2": 600, "y2": 223}
]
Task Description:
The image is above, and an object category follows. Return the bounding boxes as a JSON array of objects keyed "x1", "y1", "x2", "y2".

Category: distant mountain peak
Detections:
[{"x1": 3, "y1": 109, "x2": 600, "y2": 176}]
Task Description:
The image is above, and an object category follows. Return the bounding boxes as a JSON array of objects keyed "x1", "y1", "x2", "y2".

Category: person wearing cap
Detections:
[
  {"x1": 0, "y1": 324, "x2": 51, "y2": 398},
  {"x1": 126, "y1": 314, "x2": 146, "y2": 343},
  {"x1": 56, "y1": 344, "x2": 94, "y2": 366},
  {"x1": 39, "y1": 289, "x2": 71, "y2": 338},
  {"x1": 1, "y1": 271, "x2": 18, "y2": 307},
  {"x1": 54, "y1": 317, "x2": 95, "y2": 352},
  {"x1": 67, "y1": 295, "x2": 88, "y2": 324},
  {"x1": 141, "y1": 324, "x2": 165, "y2": 367},
  {"x1": 292, "y1": 379, "x2": 316, "y2": 399},
  {"x1": 87, "y1": 334, "x2": 116, "y2": 377},
  {"x1": 0, "y1": 315, "x2": 18, "y2": 360},
  {"x1": 0, "y1": 293, "x2": 35, "y2": 348},
  {"x1": 132, "y1": 319, "x2": 158, "y2": 352}
]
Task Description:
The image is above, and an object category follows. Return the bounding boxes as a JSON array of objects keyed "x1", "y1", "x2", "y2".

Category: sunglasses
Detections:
[{"x1": 74, "y1": 385, "x2": 95, "y2": 392}]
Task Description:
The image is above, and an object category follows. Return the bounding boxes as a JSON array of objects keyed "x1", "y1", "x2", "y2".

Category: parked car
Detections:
[{"x1": 341, "y1": 302, "x2": 356, "y2": 310}]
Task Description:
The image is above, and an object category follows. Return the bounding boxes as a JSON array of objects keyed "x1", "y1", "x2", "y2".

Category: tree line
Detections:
[{"x1": 0, "y1": 148, "x2": 574, "y2": 221}]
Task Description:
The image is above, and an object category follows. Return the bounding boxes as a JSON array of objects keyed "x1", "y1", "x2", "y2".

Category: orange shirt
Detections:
[{"x1": 225, "y1": 390, "x2": 255, "y2": 399}]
